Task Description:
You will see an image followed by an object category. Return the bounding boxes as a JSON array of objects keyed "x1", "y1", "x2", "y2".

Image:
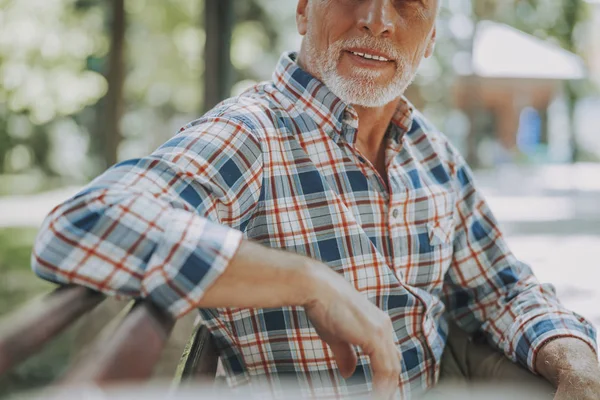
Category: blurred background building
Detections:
[{"x1": 0, "y1": 0, "x2": 599, "y2": 397}]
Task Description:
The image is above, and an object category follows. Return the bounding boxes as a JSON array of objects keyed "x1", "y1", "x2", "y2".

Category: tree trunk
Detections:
[
  {"x1": 563, "y1": 0, "x2": 582, "y2": 162},
  {"x1": 104, "y1": 0, "x2": 126, "y2": 168},
  {"x1": 203, "y1": 0, "x2": 234, "y2": 113}
]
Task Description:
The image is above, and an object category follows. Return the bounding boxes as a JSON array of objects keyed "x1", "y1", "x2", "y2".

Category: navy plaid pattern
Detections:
[{"x1": 32, "y1": 52, "x2": 597, "y2": 398}]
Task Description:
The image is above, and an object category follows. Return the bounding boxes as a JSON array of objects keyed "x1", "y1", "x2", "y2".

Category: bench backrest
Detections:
[{"x1": 0, "y1": 285, "x2": 218, "y2": 389}]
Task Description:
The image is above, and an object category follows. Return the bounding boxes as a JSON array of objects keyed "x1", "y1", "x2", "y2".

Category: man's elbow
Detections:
[
  {"x1": 30, "y1": 194, "x2": 105, "y2": 287},
  {"x1": 30, "y1": 205, "x2": 75, "y2": 286}
]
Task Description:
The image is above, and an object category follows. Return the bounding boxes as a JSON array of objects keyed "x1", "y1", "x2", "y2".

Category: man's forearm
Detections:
[
  {"x1": 198, "y1": 240, "x2": 327, "y2": 309},
  {"x1": 535, "y1": 337, "x2": 599, "y2": 388},
  {"x1": 200, "y1": 240, "x2": 404, "y2": 398}
]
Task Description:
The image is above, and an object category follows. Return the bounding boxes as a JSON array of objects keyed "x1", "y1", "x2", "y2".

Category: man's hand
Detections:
[
  {"x1": 304, "y1": 261, "x2": 402, "y2": 399},
  {"x1": 535, "y1": 337, "x2": 600, "y2": 399},
  {"x1": 200, "y1": 240, "x2": 402, "y2": 399}
]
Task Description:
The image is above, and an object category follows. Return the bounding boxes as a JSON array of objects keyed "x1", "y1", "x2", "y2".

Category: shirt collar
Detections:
[{"x1": 272, "y1": 51, "x2": 415, "y2": 145}]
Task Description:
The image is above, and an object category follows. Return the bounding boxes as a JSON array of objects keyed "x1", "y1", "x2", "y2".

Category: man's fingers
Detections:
[
  {"x1": 372, "y1": 376, "x2": 398, "y2": 400},
  {"x1": 369, "y1": 343, "x2": 400, "y2": 399},
  {"x1": 368, "y1": 325, "x2": 401, "y2": 399},
  {"x1": 328, "y1": 341, "x2": 358, "y2": 378}
]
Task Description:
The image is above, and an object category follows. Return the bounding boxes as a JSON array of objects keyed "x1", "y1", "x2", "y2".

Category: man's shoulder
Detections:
[{"x1": 180, "y1": 82, "x2": 286, "y2": 140}]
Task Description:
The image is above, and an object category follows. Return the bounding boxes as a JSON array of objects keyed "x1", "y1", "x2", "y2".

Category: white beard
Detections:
[{"x1": 303, "y1": 34, "x2": 417, "y2": 108}]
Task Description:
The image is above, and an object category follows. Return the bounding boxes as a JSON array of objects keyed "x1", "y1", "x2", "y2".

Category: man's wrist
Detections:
[
  {"x1": 267, "y1": 249, "x2": 330, "y2": 308},
  {"x1": 297, "y1": 256, "x2": 341, "y2": 308}
]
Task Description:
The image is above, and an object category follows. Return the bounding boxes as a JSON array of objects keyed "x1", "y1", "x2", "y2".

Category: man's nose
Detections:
[{"x1": 357, "y1": 0, "x2": 396, "y2": 38}]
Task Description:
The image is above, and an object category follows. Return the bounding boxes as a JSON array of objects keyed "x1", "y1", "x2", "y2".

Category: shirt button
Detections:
[
  {"x1": 392, "y1": 209, "x2": 399, "y2": 219},
  {"x1": 358, "y1": 156, "x2": 367, "y2": 164}
]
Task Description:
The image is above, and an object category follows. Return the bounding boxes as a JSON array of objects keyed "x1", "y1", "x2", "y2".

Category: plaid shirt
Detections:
[{"x1": 33, "y1": 52, "x2": 597, "y2": 398}]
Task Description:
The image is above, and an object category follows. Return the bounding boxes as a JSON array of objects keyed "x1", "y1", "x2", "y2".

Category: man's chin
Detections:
[
  {"x1": 322, "y1": 71, "x2": 405, "y2": 107},
  {"x1": 336, "y1": 68, "x2": 392, "y2": 84},
  {"x1": 331, "y1": 87, "x2": 399, "y2": 108}
]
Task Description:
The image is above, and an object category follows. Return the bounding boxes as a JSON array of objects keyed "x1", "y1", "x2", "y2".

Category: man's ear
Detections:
[
  {"x1": 424, "y1": 26, "x2": 437, "y2": 58},
  {"x1": 296, "y1": 0, "x2": 309, "y2": 36}
]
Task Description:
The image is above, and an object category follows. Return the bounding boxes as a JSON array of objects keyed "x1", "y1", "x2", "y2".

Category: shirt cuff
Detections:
[
  {"x1": 141, "y1": 208, "x2": 243, "y2": 319},
  {"x1": 505, "y1": 311, "x2": 598, "y2": 374}
]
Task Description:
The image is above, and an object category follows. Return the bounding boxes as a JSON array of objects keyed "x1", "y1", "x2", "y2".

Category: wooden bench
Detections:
[{"x1": 0, "y1": 285, "x2": 218, "y2": 389}]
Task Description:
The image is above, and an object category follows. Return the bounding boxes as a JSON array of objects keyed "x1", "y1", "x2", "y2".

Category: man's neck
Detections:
[
  {"x1": 352, "y1": 100, "x2": 401, "y2": 186},
  {"x1": 354, "y1": 100, "x2": 399, "y2": 155}
]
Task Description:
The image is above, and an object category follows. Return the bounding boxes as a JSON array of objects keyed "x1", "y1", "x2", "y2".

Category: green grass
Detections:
[
  {"x1": 0, "y1": 228, "x2": 52, "y2": 315},
  {"x1": 0, "y1": 228, "x2": 76, "y2": 398}
]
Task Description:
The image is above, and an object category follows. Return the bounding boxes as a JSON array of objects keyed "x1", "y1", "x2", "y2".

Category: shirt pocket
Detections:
[
  {"x1": 405, "y1": 216, "x2": 454, "y2": 290},
  {"x1": 427, "y1": 216, "x2": 454, "y2": 247}
]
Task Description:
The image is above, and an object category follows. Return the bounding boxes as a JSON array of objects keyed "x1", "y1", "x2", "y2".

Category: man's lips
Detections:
[
  {"x1": 344, "y1": 48, "x2": 395, "y2": 63},
  {"x1": 343, "y1": 50, "x2": 396, "y2": 69}
]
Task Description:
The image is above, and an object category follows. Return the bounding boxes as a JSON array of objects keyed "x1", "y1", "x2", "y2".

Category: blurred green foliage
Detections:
[{"x1": 0, "y1": 0, "x2": 293, "y2": 193}]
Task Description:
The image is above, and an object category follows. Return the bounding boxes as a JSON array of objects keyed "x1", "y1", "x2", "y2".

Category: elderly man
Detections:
[{"x1": 32, "y1": 0, "x2": 598, "y2": 398}]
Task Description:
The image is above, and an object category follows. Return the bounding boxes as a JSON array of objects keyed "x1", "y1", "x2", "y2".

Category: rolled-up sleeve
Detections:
[
  {"x1": 441, "y1": 145, "x2": 597, "y2": 373},
  {"x1": 32, "y1": 115, "x2": 263, "y2": 318}
]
